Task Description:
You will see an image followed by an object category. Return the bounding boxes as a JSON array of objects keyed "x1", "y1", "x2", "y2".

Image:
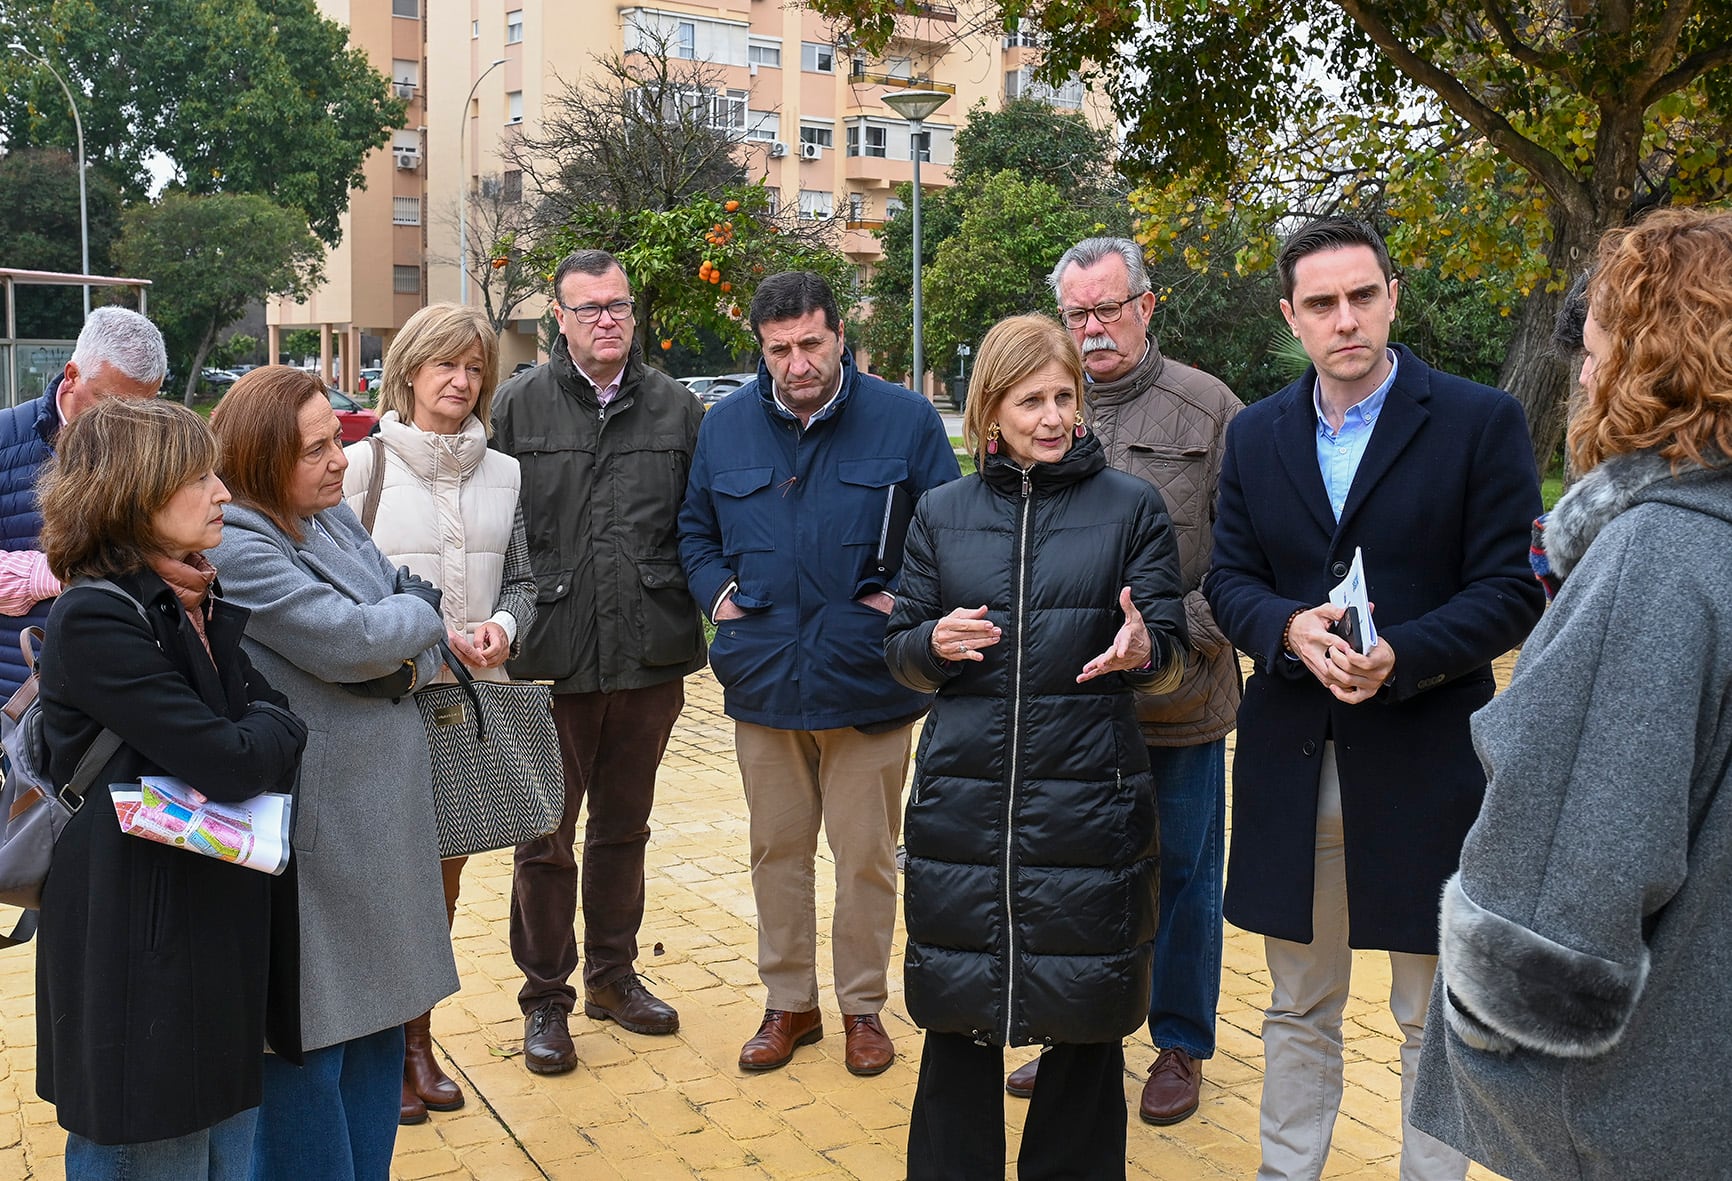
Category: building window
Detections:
[
  {"x1": 392, "y1": 59, "x2": 419, "y2": 87},
  {"x1": 391, "y1": 0, "x2": 417, "y2": 16},
  {"x1": 765, "y1": 189, "x2": 779, "y2": 215},
  {"x1": 1003, "y1": 29, "x2": 1041, "y2": 48},
  {"x1": 913, "y1": 130, "x2": 930, "y2": 163},
  {"x1": 848, "y1": 193, "x2": 865, "y2": 221},
  {"x1": 799, "y1": 125, "x2": 833, "y2": 150},
  {"x1": 748, "y1": 39, "x2": 781, "y2": 68},
  {"x1": 507, "y1": 91, "x2": 524, "y2": 123},
  {"x1": 503, "y1": 170, "x2": 523, "y2": 203},
  {"x1": 392, "y1": 196, "x2": 421, "y2": 225},
  {"x1": 393, "y1": 266, "x2": 420, "y2": 294},
  {"x1": 673, "y1": 21, "x2": 695, "y2": 59},
  {"x1": 885, "y1": 197, "x2": 906, "y2": 219},
  {"x1": 472, "y1": 19, "x2": 479, "y2": 38},
  {"x1": 747, "y1": 110, "x2": 780, "y2": 142},
  {"x1": 798, "y1": 190, "x2": 833, "y2": 220},
  {"x1": 800, "y1": 42, "x2": 834, "y2": 73},
  {"x1": 1005, "y1": 67, "x2": 1084, "y2": 108},
  {"x1": 706, "y1": 89, "x2": 747, "y2": 131},
  {"x1": 864, "y1": 125, "x2": 887, "y2": 157},
  {"x1": 506, "y1": 10, "x2": 523, "y2": 43}
]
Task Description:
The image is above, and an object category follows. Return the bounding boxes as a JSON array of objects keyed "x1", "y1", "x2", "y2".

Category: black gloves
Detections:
[{"x1": 395, "y1": 566, "x2": 442, "y2": 614}]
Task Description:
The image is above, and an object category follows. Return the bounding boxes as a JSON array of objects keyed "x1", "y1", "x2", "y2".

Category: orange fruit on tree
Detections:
[
  {"x1": 725, "y1": 199, "x2": 740, "y2": 212},
  {"x1": 720, "y1": 281, "x2": 732, "y2": 292},
  {"x1": 491, "y1": 257, "x2": 508, "y2": 269},
  {"x1": 660, "y1": 339, "x2": 673, "y2": 350},
  {"x1": 709, "y1": 272, "x2": 721, "y2": 284}
]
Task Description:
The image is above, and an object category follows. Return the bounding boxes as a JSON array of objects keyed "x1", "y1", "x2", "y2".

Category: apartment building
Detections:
[{"x1": 273, "y1": 0, "x2": 1104, "y2": 382}]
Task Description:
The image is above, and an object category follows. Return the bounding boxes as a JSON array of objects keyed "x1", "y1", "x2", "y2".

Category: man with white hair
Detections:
[
  {"x1": 0, "y1": 306, "x2": 167, "y2": 696},
  {"x1": 1003, "y1": 238, "x2": 1241, "y2": 1127}
]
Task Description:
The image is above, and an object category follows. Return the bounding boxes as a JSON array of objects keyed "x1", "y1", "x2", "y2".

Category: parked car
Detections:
[
  {"x1": 356, "y1": 366, "x2": 383, "y2": 395},
  {"x1": 327, "y1": 387, "x2": 380, "y2": 443},
  {"x1": 200, "y1": 368, "x2": 240, "y2": 386},
  {"x1": 698, "y1": 372, "x2": 754, "y2": 407}
]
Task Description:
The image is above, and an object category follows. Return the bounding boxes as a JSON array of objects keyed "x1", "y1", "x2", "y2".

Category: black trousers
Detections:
[{"x1": 906, "y1": 1032, "x2": 1127, "y2": 1180}]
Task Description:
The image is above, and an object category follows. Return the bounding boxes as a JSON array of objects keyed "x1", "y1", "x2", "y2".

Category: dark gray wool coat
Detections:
[
  {"x1": 885, "y1": 434, "x2": 1188, "y2": 1047},
  {"x1": 1410, "y1": 452, "x2": 1732, "y2": 1180}
]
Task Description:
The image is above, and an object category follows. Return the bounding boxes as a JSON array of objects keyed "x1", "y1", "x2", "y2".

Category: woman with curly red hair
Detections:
[{"x1": 1411, "y1": 207, "x2": 1732, "y2": 1179}]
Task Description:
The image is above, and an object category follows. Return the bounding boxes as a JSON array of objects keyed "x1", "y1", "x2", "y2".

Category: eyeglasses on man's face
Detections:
[
  {"x1": 558, "y1": 299, "x2": 635, "y2": 324},
  {"x1": 1057, "y1": 297, "x2": 1143, "y2": 330}
]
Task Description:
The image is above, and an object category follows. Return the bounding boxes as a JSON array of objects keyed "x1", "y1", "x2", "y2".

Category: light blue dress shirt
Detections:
[{"x1": 1314, "y1": 349, "x2": 1399, "y2": 521}]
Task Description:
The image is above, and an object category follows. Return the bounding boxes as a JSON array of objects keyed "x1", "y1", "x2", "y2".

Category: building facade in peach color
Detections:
[{"x1": 274, "y1": 0, "x2": 1108, "y2": 386}]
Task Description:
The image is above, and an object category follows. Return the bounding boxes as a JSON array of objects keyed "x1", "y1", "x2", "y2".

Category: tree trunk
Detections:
[
  {"x1": 1497, "y1": 213, "x2": 1599, "y2": 477},
  {"x1": 183, "y1": 332, "x2": 215, "y2": 407}
]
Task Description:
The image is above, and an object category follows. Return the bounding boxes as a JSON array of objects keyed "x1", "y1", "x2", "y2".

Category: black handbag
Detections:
[{"x1": 416, "y1": 645, "x2": 563, "y2": 859}]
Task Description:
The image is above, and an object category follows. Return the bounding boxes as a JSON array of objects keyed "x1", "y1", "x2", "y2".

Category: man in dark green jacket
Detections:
[{"x1": 492, "y1": 249, "x2": 707, "y2": 1075}]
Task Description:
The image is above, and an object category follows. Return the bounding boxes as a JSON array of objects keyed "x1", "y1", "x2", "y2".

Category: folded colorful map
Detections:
[{"x1": 110, "y1": 777, "x2": 292, "y2": 875}]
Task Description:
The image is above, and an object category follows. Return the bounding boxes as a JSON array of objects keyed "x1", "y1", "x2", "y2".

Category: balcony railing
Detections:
[{"x1": 849, "y1": 66, "x2": 957, "y2": 94}]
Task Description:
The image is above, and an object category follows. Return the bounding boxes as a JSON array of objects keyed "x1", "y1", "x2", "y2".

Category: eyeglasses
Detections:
[
  {"x1": 1057, "y1": 296, "x2": 1143, "y2": 330},
  {"x1": 557, "y1": 299, "x2": 635, "y2": 323}
]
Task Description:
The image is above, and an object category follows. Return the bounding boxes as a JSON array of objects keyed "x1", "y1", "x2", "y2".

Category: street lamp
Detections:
[
  {"x1": 881, "y1": 89, "x2": 948, "y2": 397},
  {"x1": 13, "y1": 44, "x2": 89, "y2": 317},
  {"x1": 458, "y1": 58, "x2": 509, "y2": 305}
]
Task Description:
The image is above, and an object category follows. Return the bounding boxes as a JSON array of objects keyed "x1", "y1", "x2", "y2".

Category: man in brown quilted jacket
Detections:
[{"x1": 1003, "y1": 236, "x2": 1242, "y2": 1127}]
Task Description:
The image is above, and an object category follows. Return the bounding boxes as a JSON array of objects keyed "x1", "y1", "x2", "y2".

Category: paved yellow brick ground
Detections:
[{"x1": 0, "y1": 665, "x2": 1508, "y2": 1180}]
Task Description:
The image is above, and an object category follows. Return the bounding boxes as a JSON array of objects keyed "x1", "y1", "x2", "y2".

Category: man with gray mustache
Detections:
[{"x1": 1002, "y1": 238, "x2": 1241, "y2": 1128}]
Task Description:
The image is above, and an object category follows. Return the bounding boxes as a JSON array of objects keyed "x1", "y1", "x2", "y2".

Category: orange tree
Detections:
[{"x1": 526, "y1": 183, "x2": 855, "y2": 358}]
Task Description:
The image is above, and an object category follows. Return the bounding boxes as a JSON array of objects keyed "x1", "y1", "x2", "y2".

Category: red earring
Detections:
[
  {"x1": 1074, "y1": 412, "x2": 1087, "y2": 439},
  {"x1": 986, "y1": 423, "x2": 1000, "y2": 454}
]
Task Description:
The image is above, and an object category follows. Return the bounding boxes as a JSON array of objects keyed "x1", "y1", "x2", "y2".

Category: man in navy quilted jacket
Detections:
[
  {"x1": 680, "y1": 271, "x2": 959, "y2": 1079},
  {"x1": 0, "y1": 307, "x2": 165, "y2": 697}
]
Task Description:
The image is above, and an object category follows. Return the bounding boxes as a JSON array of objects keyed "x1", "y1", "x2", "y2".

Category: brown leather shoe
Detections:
[
  {"x1": 738, "y1": 1008, "x2": 823, "y2": 1071},
  {"x1": 1139, "y1": 1048, "x2": 1202, "y2": 1125},
  {"x1": 522, "y1": 1001, "x2": 577, "y2": 1075},
  {"x1": 584, "y1": 973, "x2": 680, "y2": 1036},
  {"x1": 399, "y1": 1075, "x2": 427, "y2": 1125},
  {"x1": 843, "y1": 1014, "x2": 895, "y2": 1077},
  {"x1": 404, "y1": 1011, "x2": 464, "y2": 1112},
  {"x1": 1005, "y1": 1056, "x2": 1039, "y2": 1099}
]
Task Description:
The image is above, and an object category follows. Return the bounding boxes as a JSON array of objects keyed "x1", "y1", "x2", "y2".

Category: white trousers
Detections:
[{"x1": 1256, "y1": 742, "x2": 1468, "y2": 1181}]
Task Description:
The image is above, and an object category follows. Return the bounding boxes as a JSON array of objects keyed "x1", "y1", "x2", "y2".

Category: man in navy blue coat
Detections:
[
  {"x1": 680, "y1": 271, "x2": 959, "y2": 1078},
  {"x1": 0, "y1": 307, "x2": 165, "y2": 698},
  {"x1": 1204, "y1": 219, "x2": 1544, "y2": 1181}
]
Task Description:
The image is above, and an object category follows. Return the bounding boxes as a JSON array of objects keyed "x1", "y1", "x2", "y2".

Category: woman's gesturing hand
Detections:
[
  {"x1": 1077, "y1": 586, "x2": 1153, "y2": 683},
  {"x1": 931, "y1": 604, "x2": 1002, "y2": 663}
]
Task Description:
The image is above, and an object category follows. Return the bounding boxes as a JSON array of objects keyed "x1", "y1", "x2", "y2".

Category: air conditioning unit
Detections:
[
  {"x1": 394, "y1": 82, "x2": 415, "y2": 99},
  {"x1": 768, "y1": 141, "x2": 789, "y2": 158},
  {"x1": 393, "y1": 149, "x2": 421, "y2": 170},
  {"x1": 800, "y1": 141, "x2": 822, "y2": 160}
]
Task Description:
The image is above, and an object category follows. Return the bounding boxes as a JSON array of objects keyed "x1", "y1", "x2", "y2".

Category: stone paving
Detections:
[{"x1": 0, "y1": 664, "x2": 1508, "y2": 1180}]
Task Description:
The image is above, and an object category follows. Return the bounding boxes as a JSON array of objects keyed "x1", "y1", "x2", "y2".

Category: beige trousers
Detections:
[
  {"x1": 734, "y1": 721, "x2": 912, "y2": 1015},
  {"x1": 1257, "y1": 742, "x2": 1468, "y2": 1181}
]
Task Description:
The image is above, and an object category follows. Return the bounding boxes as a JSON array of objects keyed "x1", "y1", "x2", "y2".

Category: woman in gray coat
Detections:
[
  {"x1": 1410, "y1": 208, "x2": 1732, "y2": 1179},
  {"x1": 209, "y1": 368, "x2": 458, "y2": 1181}
]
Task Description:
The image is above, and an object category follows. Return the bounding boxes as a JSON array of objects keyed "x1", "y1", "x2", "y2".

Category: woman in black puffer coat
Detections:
[{"x1": 886, "y1": 314, "x2": 1187, "y2": 1180}]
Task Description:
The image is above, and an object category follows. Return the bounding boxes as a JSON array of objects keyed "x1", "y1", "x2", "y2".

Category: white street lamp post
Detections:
[
  {"x1": 16, "y1": 45, "x2": 89, "y2": 317},
  {"x1": 458, "y1": 58, "x2": 509, "y2": 305},
  {"x1": 881, "y1": 90, "x2": 949, "y2": 397}
]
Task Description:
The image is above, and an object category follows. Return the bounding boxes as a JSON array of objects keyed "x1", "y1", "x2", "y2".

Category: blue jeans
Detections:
[
  {"x1": 65, "y1": 1107, "x2": 258, "y2": 1181},
  {"x1": 250, "y1": 1026, "x2": 404, "y2": 1181},
  {"x1": 1146, "y1": 739, "x2": 1226, "y2": 1059}
]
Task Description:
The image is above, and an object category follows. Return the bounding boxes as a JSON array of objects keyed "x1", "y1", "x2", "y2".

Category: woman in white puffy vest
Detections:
[{"x1": 341, "y1": 302, "x2": 535, "y2": 1126}]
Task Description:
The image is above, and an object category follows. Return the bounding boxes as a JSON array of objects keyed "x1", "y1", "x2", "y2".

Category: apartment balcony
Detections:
[
  {"x1": 848, "y1": 65, "x2": 956, "y2": 95},
  {"x1": 890, "y1": 3, "x2": 958, "y2": 51},
  {"x1": 844, "y1": 155, "x2": 952, "y2": 188}
]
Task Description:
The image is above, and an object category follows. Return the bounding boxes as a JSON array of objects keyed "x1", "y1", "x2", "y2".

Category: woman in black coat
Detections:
[
  {"x1": 885, "y1": 314, "x2": 1188, "y2": 1180},
  {"x1": 33, "y1": 398, "x2": 306, "y2": 1180}
]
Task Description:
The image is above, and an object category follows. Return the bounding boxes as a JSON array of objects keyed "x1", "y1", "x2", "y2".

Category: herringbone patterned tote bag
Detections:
[{"x1": 417, "y1": 646, "x2": 563, "y2": 859}]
